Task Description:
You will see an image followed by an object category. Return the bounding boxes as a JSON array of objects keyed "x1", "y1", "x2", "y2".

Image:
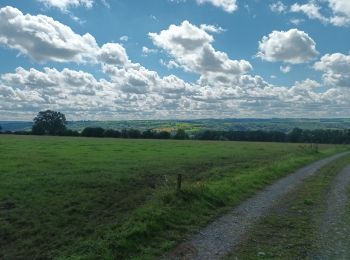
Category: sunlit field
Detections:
[{"x1": 0, "y1": 135, "x2": 346, "y2": 259}]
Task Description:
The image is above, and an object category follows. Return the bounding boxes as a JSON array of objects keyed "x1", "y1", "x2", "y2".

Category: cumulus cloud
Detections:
[
  {"x1": 290, "y1": 18, "x2": 304, "y2": 25},
  {"x1": 270, "y1": 1, "x2": 287, "y2": 14},
  {"x1": 314, "y1": 53, "x2": 350, "y2": 87},
  {"x1": 196, "y1": 0, "x2": 237, "y2": 13},
  {"x1": 258, "y1": 29, "x2": 319, "y2": 64},
  {"x1": 0, "y1": 66, "x2": 197, "y2": 119},
  {"x1": 0, "y1": 7, "x2": 349, "y2": 119},
  {"x1": 280, "y1": 65, "x2": 291, "y2": 73},
  {"x1": 119, "y1": 35, "x2": 129, "y2": 42},
  {"x1": 97, "y1": 43, "x2": 129, "y2": 66},
  {"x1": 37, "y1": 0, "x2": 94, "y2": 12},
  {"x1": 200, "y1": 24, "x2": 226, "y2": 34},
  {"x1": 149, "y1": 20, "x2": 252, "y2": 77},
  {"x1": 0, "y1": 6, "x2": 129, "y2": 66},
  {"x1": 2, "y1": 64, "x2": 350, "y2": 119},
  {"x1": 170, "y1": 0, "x2": 237, "y2": 13},
  {"x1": 0, "y1": 67, "x2": 103, "y2": 116},
  {"x1": 290, "y1": 1, "x2": 328, "y2": 23},
  {"x1": 272, "y1": 0, "x2": 350, "y2": 27},
  {"x1": 328, "y1": 0, "x2": 350, "y2": 26},
  {"x1": 142, "y1": 46, "x2": 158, "y2": 56},
  {"x1": 0, "y1": 6, "x2": 98, "y2": 63},
  {"x1": 160, "y1": 59, "x2": 181, "y2": 69},
  {"x1": 294, "y1": 78, "x2": 321, "y2": 89}
]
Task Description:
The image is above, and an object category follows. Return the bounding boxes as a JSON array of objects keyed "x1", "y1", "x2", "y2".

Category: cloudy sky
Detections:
[{"x1": 0, "y1": 0, "x2": 349, "y2": 120}]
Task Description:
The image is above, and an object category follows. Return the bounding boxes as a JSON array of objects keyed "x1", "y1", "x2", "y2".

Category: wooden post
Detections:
[{"x1": 177, "y1": 174, "x2": 182, "y2": 191}]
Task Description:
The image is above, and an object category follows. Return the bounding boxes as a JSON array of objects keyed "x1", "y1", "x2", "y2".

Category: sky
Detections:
[{"x1": 0, "y1": 0, "x2": 349, "y2": 120}]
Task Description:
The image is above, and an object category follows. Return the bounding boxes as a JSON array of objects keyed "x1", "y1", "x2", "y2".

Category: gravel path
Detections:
[
  {"x1": 166, "y1": 152, "x2": 349, "y2": 260},
  {"x1": 317, "y1": 164, "x2": 350, "y2": 259}
]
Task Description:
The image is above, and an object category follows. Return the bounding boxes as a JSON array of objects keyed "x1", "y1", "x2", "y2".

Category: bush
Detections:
[
  {"x1": 104, "y1": 129, "x2": 121, "y2": 138},
  {"x1": 81, "y1": 127, "x2": 105, "y2": 137},
  {"x1": 155, "y1": 131, "x2": 171, "y2": 139}
]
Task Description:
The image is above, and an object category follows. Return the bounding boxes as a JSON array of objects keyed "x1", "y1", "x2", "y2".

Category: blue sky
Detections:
[{"x1": 0, "y1": 0, "x2": 349, "y2": 120}]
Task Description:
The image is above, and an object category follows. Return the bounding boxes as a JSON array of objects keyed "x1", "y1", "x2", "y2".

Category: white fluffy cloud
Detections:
[
  {"x1": 170, "y1": 0, "x2": 237, "y2": 13},
  {"x1": 290, "y1": 2, "x2": 328, "y2": 23},
  {"x1": 0, "y1": 6, "x2": 129, "y2": 66},
  {"x1": 0, "y1": 6, "x2": 349, "y2": 119},
  {"x1": 200, "y1": 24, "x2": 226, "y2": 34},
  {"x1": 2, "y1": 64, "x2": 350, "y2": 119},
  {"x1": 0, "y1": 66, "x2": 198, "y2": 119},
  {"x1": 272, "y1": 0, "x2": 350, "y2": 27},
  {"x1": 328, "y1": 0, "x2": 350, "y2": 26},
  {"x1": 119, "y1": 35, "x2": 129, "y2": 42},
  {"x1": 0, "y1": 6, "x2": 98, "y2": 63},
  {"x1": 258, "y1": 29, "x2": 319, "y2": 64},
  {"x1": 37, "y1": 0, "x2": 94, "y2": 12},
  {"x1": 97, "y1": 43, "x2": 129, "y2": 66},
  {"x1": 280, "y1": 65, "x2": 291, "y2": 73},
  {"x1": 270, "y1": 1, "x2": 287, "y2": 14},
  {"x1": 314, "y1": 53, "x2": 350, "y2": 87},
  {"x1": 196, "y1": 0, "x2": 237, "y2": 13},
  {"x1": 142, "y1": 46, "x2": 158, "y2": 56},
  {"x1": 149, "y1": 20, "x2": 251, "y2": 77}
]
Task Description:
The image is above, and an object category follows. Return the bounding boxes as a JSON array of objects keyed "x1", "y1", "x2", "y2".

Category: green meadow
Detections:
[{"x1": 0, "y1": 135, "x2": 346, "y2": 259}]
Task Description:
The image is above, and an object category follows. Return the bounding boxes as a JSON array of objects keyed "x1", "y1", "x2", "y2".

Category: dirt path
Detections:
[
  {"x1": 166, "y1": 152, "x2": 349, "y2": 260},
  {"x1": 316, "y1": 164, "x2": 350, "y2": 259}
]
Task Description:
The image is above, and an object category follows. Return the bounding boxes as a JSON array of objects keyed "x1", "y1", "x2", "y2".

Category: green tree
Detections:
[
  {"x1": 32, "y1": 110, "x2": 67, "y2": 135},
  {"x1": 174, "y1": 129, "x2": 188, "y2": 140},
  {"x1": 81, "y1": 127, "x2": 105, "y2": 137},
  {"x1": 288, "y1": 128, "x2": 303, "y2": 143},
  {"x1": 155, "y1": 131, "x2": 171, "y2": 139}
]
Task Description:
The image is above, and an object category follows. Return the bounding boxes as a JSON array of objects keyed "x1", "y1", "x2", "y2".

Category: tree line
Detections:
[
  {"x1": 194, "y1": 128, "x2": 350, "y2": 144},
  {"x1": 1, "y1": 110, "x2": 350, "y2": 144}
]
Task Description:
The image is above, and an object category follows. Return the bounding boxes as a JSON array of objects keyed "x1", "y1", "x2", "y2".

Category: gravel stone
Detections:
[{"x1": 316, "y1": 164, "x2": 350, "y2": 259}]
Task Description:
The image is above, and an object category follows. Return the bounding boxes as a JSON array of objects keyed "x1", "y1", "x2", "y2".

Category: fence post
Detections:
[{"x1": 177, "y1": 174, "x2": 182, "y2": 191}]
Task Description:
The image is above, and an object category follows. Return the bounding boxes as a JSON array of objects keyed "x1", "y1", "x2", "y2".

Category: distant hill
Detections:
[
  {"x1": 0, "y1": 121, "x2": 33, "y2": 131},
  {"x1": 2, "y1": 118, "x2": 350, "y2": 133}
]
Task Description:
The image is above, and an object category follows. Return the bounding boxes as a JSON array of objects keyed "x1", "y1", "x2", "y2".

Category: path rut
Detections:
[
  {"x1": 317, "y1": 164, "x2": 350, "y2": 259},
  {"x1": 166, "y1": 152, "x2": 349, "y2": 260}
]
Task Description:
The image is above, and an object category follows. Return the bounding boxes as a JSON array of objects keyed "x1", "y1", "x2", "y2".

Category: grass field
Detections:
[{"x1": 0, "y1": 135, "x2": 347, "y2": 259}]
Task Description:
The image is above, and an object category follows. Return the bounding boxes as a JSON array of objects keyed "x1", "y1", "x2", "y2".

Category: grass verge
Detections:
[
  {"x1": 58, "y1": 150, "x2": 346, "y2": 259},
  {"x1": 228, "y1": 154, "x2": 350, "y2": 259}
]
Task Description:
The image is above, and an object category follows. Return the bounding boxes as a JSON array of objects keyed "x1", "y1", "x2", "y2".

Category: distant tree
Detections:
[
  {"x1": 61, "y1": 129, "x2": 80, "y2": 137},
  {"x1": 196, "y1": 130, "x2": 220, "y2": 140},
  {"x1": 174, "y1": 129, "x2": 188, "y2": 140},
  {"x1": 288, "y1": 128, "x2": 304, "y2": 143},
  {"x1": 104, "y1": 129, "x2": 121, "y2": 138},
  {"x1": 14, "y1": 131, "x2": 31, "y2": 135},
  {"x1": 142, "y1": 129, "x2": 156, "y2": 139},
  {"x1": 155, "y1": 131, "x2": 171, "y2": 139},
  {"x1": 121, "y1": 129, "x2": 129, "y2": 138},
  {"x1": 127, "y1": 129, "x2": 141, "y2": 138},
  {"x1": 81, "y1": 127, "x2": 105, "y2": 137},
  {"x1": 32, "y1": 110, "x2": 67, "y2": 135}
]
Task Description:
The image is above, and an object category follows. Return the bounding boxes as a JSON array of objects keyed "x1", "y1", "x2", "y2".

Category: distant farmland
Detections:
[
  {"x1": 0, "y1": 135, "x2": 347, "y2": 259},
  {"x1": 2, "y1": 118, "x2": 350, "y2": 133}
]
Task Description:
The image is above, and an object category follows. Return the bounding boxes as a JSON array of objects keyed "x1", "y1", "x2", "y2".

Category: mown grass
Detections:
[
  {"x1": 229, "y1": 154, "x2": 350, "y2": 259},
  {"x1": 0, "y1": 135, "x2": 347, "y2": 259}
]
